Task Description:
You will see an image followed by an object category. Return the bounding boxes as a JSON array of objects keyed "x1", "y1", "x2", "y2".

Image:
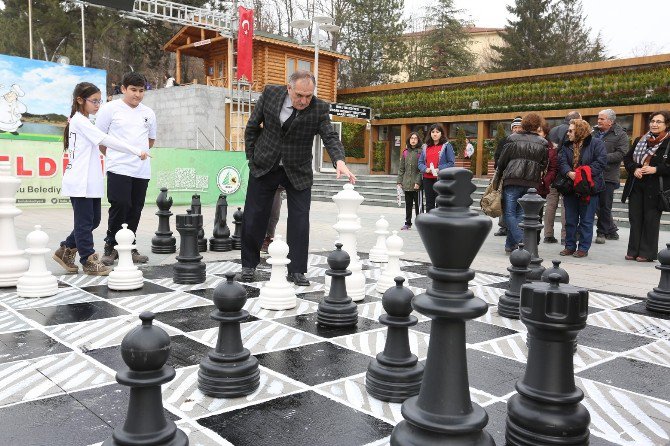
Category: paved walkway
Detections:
[{"x1": 13, "y1": 198, "x2": 662, "y2": 299}]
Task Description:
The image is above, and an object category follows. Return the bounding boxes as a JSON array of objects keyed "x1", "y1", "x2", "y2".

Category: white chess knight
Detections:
[
  {"x1": 17, "y1": 225, "x2": 58, "y2": 298},
  {"x1": 259, "y1": 235, "x2": 297, "y2": 310},
  {"x1": 324, "y1": 183, "x2": 366, "y2": 301},
  {"x1": 368, "y1": 215, "x2": 389, "y2": 264},
  {"x1": 107, "y1": 224, "x2": 144, "y2": 291},
  {"x1": 376, "y1": 231, "x2": 406, "y2": 295},
  {"x1": 0, "y1": 160, "x2": 29, "y2": 287}
]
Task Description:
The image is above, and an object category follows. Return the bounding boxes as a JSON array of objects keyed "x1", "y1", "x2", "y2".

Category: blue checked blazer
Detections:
[{"x1": 244, "y1": 85, "x2": 345, "y2": 190}]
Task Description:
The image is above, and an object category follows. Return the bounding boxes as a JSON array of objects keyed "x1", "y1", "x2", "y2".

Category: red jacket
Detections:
[
  {"x1": 537, "y1": 143, "x2": 558, "y2": 197},
  {"x1": 574, "y1": 165, "x2": 595, "y2": 203}
]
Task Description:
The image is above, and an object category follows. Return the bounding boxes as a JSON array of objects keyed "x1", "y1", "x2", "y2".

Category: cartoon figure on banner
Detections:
[{"x1": 0, "y1": 84, "x2": 27, "y2": 134}]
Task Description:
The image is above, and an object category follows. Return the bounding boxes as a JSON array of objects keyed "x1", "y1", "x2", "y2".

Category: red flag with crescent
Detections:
[{"x1": 237, "y1": 7, "x2": 253, "y2": 82}]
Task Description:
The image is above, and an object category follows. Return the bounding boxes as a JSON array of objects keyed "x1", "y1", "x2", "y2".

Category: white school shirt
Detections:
[
  {"x1": 95, "y1": 99, "x2": 156, "y2": 179},
  {"x1": 61, "y1": 112, "x2": 107, "y2": 198}
]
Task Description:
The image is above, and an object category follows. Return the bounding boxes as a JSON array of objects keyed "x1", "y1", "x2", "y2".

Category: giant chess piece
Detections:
[
  {"x1": 505, "y1": 274, "x2": 590, "y2": 445},
  {"x1": 317, "y1": 243, "x2": 358, "y2": 327},
  {"x1": 102, "y1": 312, "x2": 188, "y2": 446},
  {"x1": 541, "y1": 259, "x2": 570, "y2": 284},
  {"x1": 366, "y1": 277, "x2": 423, "y2": 402},
  {"x1": 376, "y1": 231, "x2": 406, "y2": 295},
  {"x1": 0, "y1": 160, "x2": 29, "y2": 287},
  {"x1": 190, "y1": 194, "x2": 208, "y2": 252},
  {"x1": 391, "y1": 168, "x2": 494, "y2": 446},
  {"x1": 108, "y1": 224, "x2": 144, "y2": 291},
  {"x1": 518, "y1": 188, "x2": 545, "y2": 281},
  {"x1": 231, "y1": 207, "x2": 243, "y2": 250},
  {"x1": 324, "y1": 184, "x2": 366, "y2": 301},
  {"x1": 259, "y1": 235, "x2": 297, "y2": 310},
  {"x1": 498, "y1": 243, "x2": 531, "y2": 319},
  {"x1": 151, "y1": 188, "x2": 176, "y2": 254},
  {"x1": 209, "y1": 194, "x2": 232, "y2": 252},
  {"x1": 17, "y1": 225, "x2": 58, "y2": 298},
  {"x1": 174, "y1": 210, "x2": 206, "y2": 284},
  {"x1": 646, "y1": 243, "x2": 670, "y2": 314},
  {"x1": 369, "y1": 215, "x2": 390, "y2": 264},
  {"x1": 198, "y1": 273, "x2": 260, "y2": 397}
]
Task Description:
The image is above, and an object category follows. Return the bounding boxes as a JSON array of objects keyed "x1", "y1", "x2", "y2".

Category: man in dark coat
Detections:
[
  {"x1": 240, "y1": 71, "x2": 356, "y2": 285},
  {"x1": 492, "y1": 116, "x2": 522, "y2": 236}
]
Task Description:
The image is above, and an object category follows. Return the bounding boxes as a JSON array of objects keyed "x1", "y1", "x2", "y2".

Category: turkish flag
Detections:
[{"x1": 237, "y1": 7, "x2": 253, "y2": 82}]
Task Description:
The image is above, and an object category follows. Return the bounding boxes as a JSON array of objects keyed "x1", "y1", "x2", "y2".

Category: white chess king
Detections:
[
  {"x1": 0, "y1": 160, "x2": 29, "y2": 286},
  {"x1": 259, "y1": 235, "x2": 297, "y2": 310},
  {"x1": 107, "y1": 224, "x2": 144, "y2": 291},
  {"x1": 17, "y1": 225, "x2": 58, "y2": 298}
]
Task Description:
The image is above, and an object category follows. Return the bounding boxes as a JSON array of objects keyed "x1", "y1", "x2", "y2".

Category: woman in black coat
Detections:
[{"x1": 622, "y1": 111, "x2": 670, "y2": 261}]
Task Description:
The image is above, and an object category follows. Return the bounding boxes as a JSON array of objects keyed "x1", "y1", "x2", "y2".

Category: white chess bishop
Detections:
[
  {"x1": 0, "y1": 160, "x2": 29, "y2": 287},
  {"x1": 324, "y1": 183, "x2": 366, "y2": 301},
  {"x1": 259, "y1": 235, "x2": 297, "y2": 310},
  {"x1": 368, "y1": 215, "x2": 389, "y2": 264},
  {"x1": 376, "y1": 231, "x2": 406, "y2": 295},
  {"x1": 17, "y1": 225, "x2": 58, "y2": 298},
  {"x1": 107, "y1": 224, "x2": 144, "y2": 291}
]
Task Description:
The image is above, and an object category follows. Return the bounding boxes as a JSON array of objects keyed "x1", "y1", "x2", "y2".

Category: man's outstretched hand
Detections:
[{"x1": 336, "y1": 160, "x2": 357, "y2": 184}]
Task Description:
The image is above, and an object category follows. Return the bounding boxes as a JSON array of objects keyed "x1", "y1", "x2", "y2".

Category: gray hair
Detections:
[
  {"x1": 599, "y1": 109, "x2": 616, "y2": 122},
  {"x1": 566, "y1": 110, "x2": 581, "y2": 120},
  {"x1": 288, "y1": 70, "x2": 316, "y2": 87}
]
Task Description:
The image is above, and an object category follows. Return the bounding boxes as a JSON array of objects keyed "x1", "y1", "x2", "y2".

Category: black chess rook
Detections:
[
  {"x1": 498, "y1": 243, "x2": 531, "y2": 319},
  {"x1": 366, "y1": 277, "x2": 423, "y2": 403},
  {"x1": 505, "y1": 274, "x2": 590, "y2": 445},
  {"x1": 198, "y1": 273, "x2": 260, "y2": 397},
  {"x1": 174, "y1": 211, "x2": 206, "y2": 284},
  {"x1": 518, "y1": 188, "x2": 546, "y2": 281},
  {"x1": 102, "y1": 312, "x2": 188, "y2": 446},
  {"x1": 231, "y1": 207, "x2": 243, "y2": 250},
  {"x1": 209, "y1": 194, "x2": 233, "y2": 252},
  {"x1": 317, "y1": 243, "x2": 359, "y2": 327},
  {"x1": 646, "y1": 243, "x2": 670, "y2": 314},
  {"x1": 190, "y1": 194, "x2": 208, "y2": 253},
  {"x1": 151, "y1": 188, "x2": 176, "y2": 254}
]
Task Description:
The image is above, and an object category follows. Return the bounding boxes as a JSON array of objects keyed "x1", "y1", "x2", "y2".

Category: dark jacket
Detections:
[
  {"x1": 537, "y1": 142, "x2": 558, "y2": 197},
  {"x1": 548, "y1": 121, "x2": 569, "y2": 146},
  {"x1": 493, "y1": 135, "x2": 508, "y2": 169},
  {"x1": 622, "y1": 137, "x2": 670, "y2": 203},
  {"x1": 245, "y1": 85, "x2": 344, "y2": 190},
  {"x1": 397, "y1": 146, "x2": 422, "y2": 191},
  {"x1": 593, "y1": 122, "x2": 629, "y2": 184},
  {"x1": 558, "y1": 135, "x2": 607, "y2": 195},
  {"x1": 496, "y1": 131, "x2": 548, "y2": 188}
]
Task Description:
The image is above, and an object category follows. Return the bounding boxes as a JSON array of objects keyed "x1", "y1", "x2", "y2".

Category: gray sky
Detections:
[{"x1": 404, "y1": 0, "x2": 669, "y2": 59}]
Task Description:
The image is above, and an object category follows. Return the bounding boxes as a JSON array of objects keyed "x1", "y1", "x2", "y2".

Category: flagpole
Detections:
[
  {"x1": 81, "y1": 2, "x2": 86, "y2": 67},
  {"x1": 28, "y1": 0, "x2": 33, "y2": 59}
]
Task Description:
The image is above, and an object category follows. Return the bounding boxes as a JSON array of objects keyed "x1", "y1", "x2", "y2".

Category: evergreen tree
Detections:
[{"x1": 550, "y1": 0, "x2": 607, "y2": 64}]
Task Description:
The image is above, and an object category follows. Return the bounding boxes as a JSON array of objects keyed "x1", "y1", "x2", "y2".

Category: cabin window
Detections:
[{"x1": 286, "y1": 57, "x2": 313, "y2": 81}]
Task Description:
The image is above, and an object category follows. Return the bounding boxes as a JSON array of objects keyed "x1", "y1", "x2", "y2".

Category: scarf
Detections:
[{"x1": 634, "y1": 131, "x2": 669, "y2": 165}]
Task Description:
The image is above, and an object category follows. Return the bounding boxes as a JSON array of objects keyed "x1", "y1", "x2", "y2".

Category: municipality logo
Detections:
[{"x1": 217, "y1": 166, "x2": 241, "y2": 195}]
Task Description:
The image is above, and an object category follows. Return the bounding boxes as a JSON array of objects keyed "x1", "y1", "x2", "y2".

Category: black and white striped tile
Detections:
[
  {"x1": 588, "y1": 310, "x2": 670, "y2": 340},
  {"x1": 475, "y1": 306, "x2": 526, "y2": 332},
  {"x1": 356, "y1": 301, "x2": 430, "y2": 323},
  {"x1": 205, "y1": 261, "x2": 241, "y2": 275},
  {"x1": 244, "y1": 297, "x2": 318, "y2": 319},
  {"x1": 470, "y1": 285, "x2": 506, "y2": 305},
  {"x1": 0, "y1": 310, "x2": 32, "y2": 333},
  {"x1": 57, "y1": 274, "x2": 108, "y2": 287},
  {"x1": 589, "y1": 292, "x2": 641, "y2": 310},
  {"x1": 0, "y1": 287, "x2": 99, "y2": 310},
  {"x1": 625, "y1": 340, "x2": 670, "y2": 368},
  {"x1": 330, "y1": 328, "x2": 430, "y2": 360},
  {"x1": 151, "y1": 276, "x2": 224, "y2": 292},
  {"x1": 110, "y1": 290, "x2": 211, "y2": 313},
  {"x1": 471, "y1": 273, "x2": 507, "y2": 287}
]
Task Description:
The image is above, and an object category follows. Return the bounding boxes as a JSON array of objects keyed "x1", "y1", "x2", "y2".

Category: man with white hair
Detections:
[{"x1": 593, "y1": 108, "x2": 629, "y2": 244}]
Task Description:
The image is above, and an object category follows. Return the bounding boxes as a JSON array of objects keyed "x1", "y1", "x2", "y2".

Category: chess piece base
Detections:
[
  {"x1": 231, "y1": 239, "x2": 242, "y2": 250},
  {"x1": 0, "y1": 251, "x2": 29, "y2": 287},
  {"x1": 209, "y1": 238, "x2": 232, "y2": 252},
  {"x1": 646, "y1": 288, "x2": 670, "y2": 314},
  {"x1": 498, "y1": 293, "x2": 521, "y2": 319},
  {"x1": 174, "y1": 263, "x2": 206, "y2": 284},
  {"x1": 103, "y1": 424, "x2": 188, "y2": 446},
  {"x1": 197, "y1": 238, "x2": 207, "y2": 252},
  {"x1": 108, "y1": 270, "x2": 144, "y2": 291},
  {"x1": 366, "y1": 360, "x2": 423, "y2": 403},
  {"x1": 259, "y1": 285, "x2": 297, "y2": 310},
  {"x1": 17, "y1": 274, "x2": 58, "y2": 298},
  {"x1": 198, "y1": 355, "x2": 260, "y2": 398},
  {"x1": 151, "y1": 237, "x2": 176, "y2": 254},
  {"x1": 368, "y1": 251, "x2": 388, "y2": 264},
  {"x1": 317, "y1": 301, "x2": 358, "y2": 327}
]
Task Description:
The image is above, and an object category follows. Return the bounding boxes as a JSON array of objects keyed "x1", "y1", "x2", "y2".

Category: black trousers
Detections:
[
  {"x1": 241, "y1": 167, "x2": 311, "y2": 273},
  {"x1": 404, "y1": 191, "x2": 419, "y2": 226},
  {"x1": 423, "y1": 177, "x2": 438, "y2": 212},
  {"x1": 105, "y1": 171, "x2": 149, "y2": 246},
  {"x1": 596, "y1": 181, "x2": 619, "y2": 236},
  {"x1": 627, "y1": 182, "x2": 662, "y2": 260},
  {"x1": 63, "y1": 197, "x2": 101, "y2": 264}
]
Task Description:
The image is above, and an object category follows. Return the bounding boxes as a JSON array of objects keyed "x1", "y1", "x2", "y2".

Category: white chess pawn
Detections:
[
  {"x1": 108, "y1": 224, "x2": 143, "y2": 291},
  {"x1": 368, "y1": 215, "x2": 389, "y2": 264},
  {"x1": 17, "y1": 225, "x2": 58, "y2": 298},
  {"x1": 376, "y1": 231, "x2": 406, "y2": 295},
  {"x1": 0, "y1": 160, "x2": 29, "y2": 287},
  {"x1": 259, "y1": 235, "x2": 297, "y2": 310}
]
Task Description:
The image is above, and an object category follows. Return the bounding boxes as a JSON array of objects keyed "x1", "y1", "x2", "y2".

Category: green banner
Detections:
[{"x1": 0, "y1": 139, "x2": 249, "y2": 207}]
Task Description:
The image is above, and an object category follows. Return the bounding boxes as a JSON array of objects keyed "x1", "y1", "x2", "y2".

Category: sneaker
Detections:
[
  {"x1": 131, "y1": 249, "x2": 149, "y2": 264},
  {"x1": 573, "y1": 250, "x2": 588, "y2": 258},
  {"x1": 82, "y1": 253, "x2": 112, "y2": 276},
  {"x1": 400, "y1": 224, "x2": 411, "y2": 231},
  {"x1": 543, "y1": 236, "x2": 558, "y2": 244},
  {"x1": 605, "y1": 233, "x2": 619, "y2": 240},
  {"x1": 595, "y1": 235, "x2": 606, "y2": 244},
  {"x1": 101, "y1": 244, "x2": 118, "y2": 266},
  {"x1": 260, "y1": 237, "x2": 273, "y2": 253},
  {"x1": 559, "y1": 248, "x2": 576, "y2": 256},
  {"x1": 52, "y1": 246, "x2": 78, "y2": 273}
]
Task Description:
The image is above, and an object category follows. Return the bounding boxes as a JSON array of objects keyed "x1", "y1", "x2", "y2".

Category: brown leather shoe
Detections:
[
  {"x1": 559, "y1": 248, "x2": 575, "y2": 256},
  {"x1": 573, "y1": 250, "x2": 588, "y2": 258},
  {"x1": 131, "y1": 249, "x2": 149, "y2": 264},
  {"x1": 636, "y1": 257, "x2": 653, "y2": 262},
  {"x1": 53, "y1": 245, "x2": 79, "y2": 273},
  {"x1": 82, "y1": 253, "x2": 112, "y2": 276},
  {"x1": 625, "y1": 255, "x2": 636, "y2": 261}
]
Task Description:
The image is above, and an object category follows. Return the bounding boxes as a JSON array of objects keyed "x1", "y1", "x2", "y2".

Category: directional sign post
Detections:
[{"x1": 330, "y1": 102, "x2": 372, "y2": 120}]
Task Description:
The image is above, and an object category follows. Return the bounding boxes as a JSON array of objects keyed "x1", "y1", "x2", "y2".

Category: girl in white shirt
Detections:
[{"x1": 52, "y1": 82, "x2": 148, "y2": 276}]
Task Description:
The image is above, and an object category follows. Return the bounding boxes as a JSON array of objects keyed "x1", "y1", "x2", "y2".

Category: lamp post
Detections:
[
  {"x1": 28, "y1": 0, "x2": 33, "y2": 59},
  {"x1": 290, "y1": 16, "x2": 339, "y2": 94}
]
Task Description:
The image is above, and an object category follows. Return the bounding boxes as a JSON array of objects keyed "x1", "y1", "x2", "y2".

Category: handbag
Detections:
[
  {"x1": 552, "y1": 175, "x2": 574, "y2": 195},
  {"x1": 481, "y1": 173, "x2": 503, "y2": 218},
  {"x1": 658, "y1": 144, "x2": 670, "y2": 211}
]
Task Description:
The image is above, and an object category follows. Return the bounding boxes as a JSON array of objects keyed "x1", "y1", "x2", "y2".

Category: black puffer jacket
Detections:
[{"x1": 497, "y1": 131, "x2": 549, "y2": 188}]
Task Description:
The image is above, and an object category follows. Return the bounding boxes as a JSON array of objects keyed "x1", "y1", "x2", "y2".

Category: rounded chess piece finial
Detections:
[
  {"x1": 267, "y1": 234, "x2": 289, "y2": 259},
  {"x1": 510, "y1": 243, "x2": 532, "y2": 268},
  {"x1": 383, "y1": 277, "x2": 414, "y2": 317},
  {"x1": 120, "y1": 311, "x2": 171, "y2": 372},
  {"x1": 328, "y1": 242, "x2": 350, "y2": 271},
  {"x1": 378, "y1": 215, "x2": 389, "y2": 230},
  {"x1": 386, "y1": 231, "x2": 403, "y2": 252},
  {"x1": 541, "y1": 260, "x2": 570, "y2": 284},
  {"x1": 116, "y1": 223, "x2": 134, "y2": 246},
  {"x1": 215, "y1": 273, "x2": 248, "y2": 312},
  {"x1": 26, "y1": 225, "x2": 48, "y2": 248}
]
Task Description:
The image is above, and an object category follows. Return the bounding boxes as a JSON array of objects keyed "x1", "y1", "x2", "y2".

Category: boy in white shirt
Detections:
[{"x1": 95, "y1": 72, "x2": 157, "y2": 265}]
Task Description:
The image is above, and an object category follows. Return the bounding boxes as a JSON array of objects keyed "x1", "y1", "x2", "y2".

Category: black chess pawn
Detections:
[
  {"x1": 317, "y1": 243, "x2": 359, "y2": 327},
  {"x1": 499, "y1": 243, "x2": 532, "y2": 319},
  {"x1": 506, "y1": 274, "x2": 590, "y2": 445},
  {"x1": 190, "y1": 194, "x2": 208, "y2": 252},
  {"x1": 647, "y1": 243, "x2": 670, "y2": 314},
  {"x1": 102, "y1": 312, "x2": 188, "y2": 446},
  {"x1": 209, "y1": 194, "x2": 232, "y2": 252},
  {"x1": 198, "y1": 273, "x2": 260, "y2": 397},
  {"x1": 366, "y1": 277, "x2": 423, "y2": 402},
  {"x1": 541, "y1": 259, "x2": 570, "y2": 284},
  {"x1": 518, "y1": 188, "x2": 546, "y2": 281},
  {"x1": 231, "y1": 207, "x2": 243, "y2": 250},
  {"x1": 174, "y1": 210, "x2": 206, "y2": 284},
  {"x1": 391, "y1": 168, "x2": 494, "y2": 445},
  {"x1": 151, "y1": 188, "x2": 176, "y2": 254}
]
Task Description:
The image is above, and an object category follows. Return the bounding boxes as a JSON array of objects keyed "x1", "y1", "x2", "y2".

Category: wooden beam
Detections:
[
  {"x1": 476, "y1": 120, "x2": 489, "y2": 177},
  {"x1": 176, "y1": 35, "x2": 226, "y2": 51},
  {"x1": 176, "y1": 49, "x2": 181, "y2": 84},
  {"x1": 201, "y1": 28, "x2": 205, "y2": 41},
  {"x1": 227, "y1": 38, "x2": 233, "y2": 89},
  {"x1": 632, "y1": 113, "x2": 645, "y2": 138}
]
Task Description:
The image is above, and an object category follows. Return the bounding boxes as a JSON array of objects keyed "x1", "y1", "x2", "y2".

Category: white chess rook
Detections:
[
  {"x1": 108, "y1": 224, "x2": 144, "y2": 291},
  {"x1": 324, "y1": 183, "x2": 366, "y2": 301},
  {"x1": 17, "y1": 225, "x2": 58, "y2": 298},
  {"x1": 376, "y1": 231, "x2": 406, "y2": 295},
  {"x1": 369, "y1": 215, "x2": 389, "y2": 264},
  {"x1": 259, "y1": 235, "x2": 297, "y2": 310},
  {"x1": 0, "y1": 160, "x2": 29, "y2": 287}
]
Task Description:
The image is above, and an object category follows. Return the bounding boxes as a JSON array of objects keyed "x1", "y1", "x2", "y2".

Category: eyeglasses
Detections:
[
  {"x1": 567, "y1": 129, "x2": 574, "y2": 133},
  {"x1": 650, "y1": 120, "x2": 666, "y2": 125},
  {"x1": 85, "y1": 99, "x2": 103, "y2": 106}
]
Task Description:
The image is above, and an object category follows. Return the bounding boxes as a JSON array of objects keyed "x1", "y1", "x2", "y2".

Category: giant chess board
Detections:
[{"x1": 0, "y1": 252, "x2": 668, "y2": 446}]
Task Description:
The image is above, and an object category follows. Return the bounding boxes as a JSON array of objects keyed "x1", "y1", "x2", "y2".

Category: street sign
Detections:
[{"x1": 330, "y1": 102, "x2": 371, "y2": 120}]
